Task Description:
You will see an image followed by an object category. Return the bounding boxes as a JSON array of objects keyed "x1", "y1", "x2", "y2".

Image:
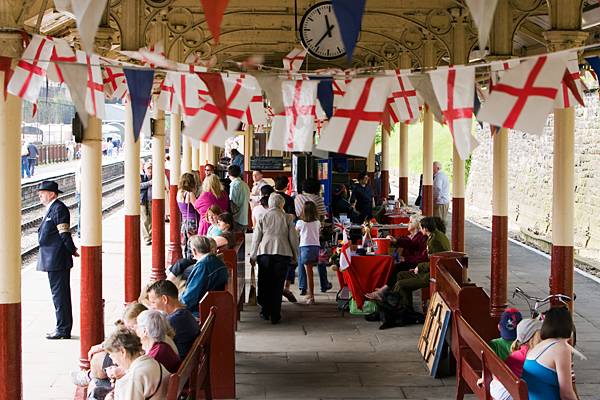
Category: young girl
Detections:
[
  {"x1": 205, "y1": 205, "x2": 223, "y2": 238},
  {"x1": 296, "y1": 201, "x2": 321, "y2": 304}
]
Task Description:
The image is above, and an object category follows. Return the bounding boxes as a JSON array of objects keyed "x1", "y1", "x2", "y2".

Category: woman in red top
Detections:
[
  {"x1": 386, "y1": 214, "x2": 428, "y2": 286},
  {"x1": 135, "y1": 310, "x2": 181, "y2": 373},
  {"x1": 194, "y1": 174, "x2": 230, "y2": 235}
]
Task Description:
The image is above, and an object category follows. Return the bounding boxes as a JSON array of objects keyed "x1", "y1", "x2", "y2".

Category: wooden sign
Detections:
[{"x1": 418, "y1": 291, "x2": 451, "y2": 377}]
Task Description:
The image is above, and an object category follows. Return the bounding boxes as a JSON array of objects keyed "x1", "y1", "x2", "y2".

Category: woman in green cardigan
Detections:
[{"x1": 366, "y1": 216, "x2": 450, "y2": 312}]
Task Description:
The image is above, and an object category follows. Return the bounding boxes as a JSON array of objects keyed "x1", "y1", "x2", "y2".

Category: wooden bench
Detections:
[
  {"x1": 219, "y1": 233, "x2": 245, "y2": 329},
  {"x1": 454, "y1": 311, "x2": 529, "y2": 400},
  {"x1": 166, "y1": 306, "x2": 217, "y2": 400},
  {"x1": 199, "y1": 291, "x2": 236, "y2": 399}
]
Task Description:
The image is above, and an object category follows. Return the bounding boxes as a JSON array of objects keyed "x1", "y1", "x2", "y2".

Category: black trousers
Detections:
[
  {"x1": 257, "y1": 254, "x2": 290, "y2": 321},
  {"x1": 48, "y1": 269, "x2": 73, "y2": 335}
]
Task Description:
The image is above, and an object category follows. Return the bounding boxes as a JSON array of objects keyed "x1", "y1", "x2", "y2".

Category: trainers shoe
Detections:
[
  {"x1": 71, "y1": 370, "x2": 91, "y2": 387},
  {"x1": 306, "y1": 296, "x2": 315, "y2": 305},
  {"x1": 282, "y1": 289, "x2": 297, "y2": 303}
]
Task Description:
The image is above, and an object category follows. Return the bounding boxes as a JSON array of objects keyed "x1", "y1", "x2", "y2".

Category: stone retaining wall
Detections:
[{"x1": 466, "y1": 92, "x2": 600, "y2": 261}]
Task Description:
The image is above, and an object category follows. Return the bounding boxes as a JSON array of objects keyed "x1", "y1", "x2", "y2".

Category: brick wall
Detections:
[{"x1": 465, "y1": 92, "x2": 600, "y2": 260}]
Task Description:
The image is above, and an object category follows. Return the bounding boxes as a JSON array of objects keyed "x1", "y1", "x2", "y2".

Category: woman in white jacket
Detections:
[{"x1": 103, "y1": 328, "x2": 170, "y2": 400}]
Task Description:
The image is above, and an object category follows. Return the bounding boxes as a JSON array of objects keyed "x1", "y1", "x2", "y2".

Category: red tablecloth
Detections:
[
  {"x1": 342, "y1": 255, "x2": 393, "y2": 309},
  {"x1": 386, "y1": 214, "x2": 410, "y2": 237}
]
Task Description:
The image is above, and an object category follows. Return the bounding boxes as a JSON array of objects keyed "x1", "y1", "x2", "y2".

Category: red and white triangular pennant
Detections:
[
  {"x1": 429, "y1": 66, "x2": 479, "y2": 160},
  {"x1": 76, "y1": 50, "x2": 105, "y2": 119},
  {"x1": 317, "y1": 76, "x2": 392, "y2": 157},
  {"x1": 283, "y1": 48, "x2": 307, "y2": 71},
  {"x1": 8, "y1": 35, "x2": 54, "y2": 103},
  {"x1": 477, "y1": 53, "x2": 569, "y2": 135},
  {"x1": 182, "y1": 73, "x2": 255, "y2": 147}
]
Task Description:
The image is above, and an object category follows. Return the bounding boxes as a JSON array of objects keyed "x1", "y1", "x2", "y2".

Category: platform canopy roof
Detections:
[{"x1": 18, "y1": 0, "x2": 600, "y2": 70}]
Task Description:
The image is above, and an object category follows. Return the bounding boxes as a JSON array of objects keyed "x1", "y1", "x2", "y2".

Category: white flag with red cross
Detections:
[
  {"x1": 102, "y1": 66, "x2": 128, "y2": 100},
  {"x1": 317, "y1": 76, "x2": 393, "y2": 157},
  {"x1": 429, "y1": 66, "x2": 479, "y2": 160},
  {"x1": 8, "y1": 35, "x2": 54, "y2": 103},
  {"x1": 241, "y1": 75, "x2": 268, "y2": 126},
  {"x1": 268, "y1": 80, "x2": 318, "y2": 152},
  {"x1": 47, "y1": 37, "x2": 76, "y2": 84},
  {"x1": 283, "y1": 48, "x2": 307, "y2": 71},
  {"x1": 75, "y1": 50, "x2": 105, "y2": 119},
  {"x1": 554, "y1": 54, "x2": 585, "y2": 109},
  {"x1": 389, "y1": 69, "x2": 420, "y2": 124},
  {"x1": 157, "y1": 72, "x2": 179, "y2": 113},
  {"x1": 182, "y1": 73, "x2": 255, "y2": 147},
  {"x1": 266, "y1": 111, "x2": 287, "y2": 151},
  {"x1": 477, "y1": 53, "x2": 569, "y2": 135},
  {"x1": 172, "y1": 72, "x2": 208, "y2": 121}
]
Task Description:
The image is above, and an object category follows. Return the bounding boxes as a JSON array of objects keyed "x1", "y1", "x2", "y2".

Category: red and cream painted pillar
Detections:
[
  {"x1": 191, "y1": 144, "x2": 200, "y2": 173},
  {"x1": 421, "y1": 37, "x2": 435, "y2": 216},
  {"x1": 490, "y1": 128, "x2": 509, "y2": 317},
  {"x1": 397, "y1": 53, "x2": 411, "y2": 205},
  {"x1": 488, "y1": 1, "x2": 513, "y2": 317},
  {"x1": 80, "y1": 117, "x2": 105, "y2": 365},
  {"x1": 544, "y1": 6, "x2": 587, "y2": 310},
  {"x1": 0, "y1": 38, "x2": 23, "y2": 399},
  {"x1": 380, "y1": 126, "x2": 390, "y2": 203},
  {"x1": 422, "y1": 109, "x2": 434, "y2": 216},
  {"x1": 451, "y1": 9, "x2": 468, "y2": 251},
  {"x1": 182, "y1": 136, "x2": 192, "y2": 174},
  {"x1": 151, "y1": 109, "x2": 166, "y2": 281},
  {"x1": 168, "y1": 110, "x2": 182, "y2": 265},
  {"x1": 124, "y1": 103, "x2": 141, "y2": 302},
  {"x1": 398, "y1": 123, "x2": 409, "y2": 204}
]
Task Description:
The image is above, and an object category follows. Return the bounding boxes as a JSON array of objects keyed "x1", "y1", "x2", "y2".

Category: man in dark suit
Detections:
[{"x1": 37, "y1": 180, "x2": 78, "y2": 339}]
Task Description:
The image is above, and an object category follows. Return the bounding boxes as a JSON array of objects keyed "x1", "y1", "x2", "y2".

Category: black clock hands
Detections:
[
  {"x1": 314, "y1": 17, "x2": 335, "y2": 48},
  {"x1": 325, "y1": 15, "x2": 333, "y2": 38}
]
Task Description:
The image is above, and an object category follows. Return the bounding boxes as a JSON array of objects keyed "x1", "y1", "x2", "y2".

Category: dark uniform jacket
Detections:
[
  {"x1": 37, "y1": 199, "x2": 77, "y2": 272},
  {"x1": 140, "y1": 174, "x2": 152, "y2": 204}
]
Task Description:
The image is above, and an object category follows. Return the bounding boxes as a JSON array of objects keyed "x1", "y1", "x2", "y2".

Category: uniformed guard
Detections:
[{"x1": 37, "y1": 180, "x2": 79, "y2": 339}]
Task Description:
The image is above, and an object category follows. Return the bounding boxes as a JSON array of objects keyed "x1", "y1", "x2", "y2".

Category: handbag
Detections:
[
  {"x1": 182, "y1": 192, "x2": 198, "y2": 236},
  {"x1": 349, "y1": 293, "x2": 378, "y2": 315}
]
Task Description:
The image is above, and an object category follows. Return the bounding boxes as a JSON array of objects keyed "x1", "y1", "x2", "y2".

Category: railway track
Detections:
[{"x1": 20, "y1": 174, "x2": 126, "y2": 261}]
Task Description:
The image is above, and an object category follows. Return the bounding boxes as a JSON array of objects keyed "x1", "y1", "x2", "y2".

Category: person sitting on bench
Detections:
[
  {"x1": 490, "y1": 308, "x2": 523, "y2": 361},
  {"x1": 385, "y1": 214, "x2": 428, "y2": 286},
  {"x1": 180, "y1": 236, "x2": 228, "y2": 317},
  {"x1": 366, "y1": 216, "x2": 450, "y2": 328},
  {"x1": 146, "y1": 280, "x2": 200, "y2": 359}
]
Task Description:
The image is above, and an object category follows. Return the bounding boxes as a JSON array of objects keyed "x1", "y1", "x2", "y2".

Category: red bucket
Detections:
[{"x1": 373, "y1": 238, "x2": 391, "y2": 255}]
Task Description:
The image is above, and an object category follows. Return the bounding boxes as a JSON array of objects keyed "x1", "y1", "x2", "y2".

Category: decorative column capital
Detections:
[
  {"x1": 0, "y1": 32, "x2": 23, "y2": 58},
  {"x1": 95, "y1": 27, "x2": 116, "y2": 56},
  {"x1": 544, "y1": 30, "x2": 588, "y2": 52}
]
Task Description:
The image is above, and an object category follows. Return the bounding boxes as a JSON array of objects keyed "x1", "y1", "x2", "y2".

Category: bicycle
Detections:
[{"x1": 512, "y1": 286, "x2": 576, "y2": 345}]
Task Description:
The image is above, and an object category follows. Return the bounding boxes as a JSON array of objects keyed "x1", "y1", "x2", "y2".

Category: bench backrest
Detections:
[
  {"x1": 454, "y1": 311, "x2": 529, "y2": 400},
  {"x1": 166, "y1": 307, "x2": 217, "y2": 400}
]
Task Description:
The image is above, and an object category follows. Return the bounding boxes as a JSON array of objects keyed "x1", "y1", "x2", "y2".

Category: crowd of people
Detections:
[{"x1": 34, "y1": 150, "x2": 581, "y2": 399}]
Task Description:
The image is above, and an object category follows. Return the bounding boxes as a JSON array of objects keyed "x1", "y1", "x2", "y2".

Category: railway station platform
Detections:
[{"x1": 20, "y1": 209, "x2": 600, "y2": 400}]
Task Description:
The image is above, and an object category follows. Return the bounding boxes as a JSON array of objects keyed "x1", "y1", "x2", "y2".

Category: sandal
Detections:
[{"x1": 305, "y1": 296, "x2": 315, "y2": 305}]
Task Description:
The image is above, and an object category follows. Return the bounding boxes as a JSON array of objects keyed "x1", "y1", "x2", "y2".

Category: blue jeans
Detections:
[
  {"x1": 27, "y1": 158, "x2": 36, "y2": 176},
  {"x1": 297, "y1": 246, "x2": 330, "y2": 291},
  {"x1": 21, "y1": 156, "x2": 30, "y2": 178}
]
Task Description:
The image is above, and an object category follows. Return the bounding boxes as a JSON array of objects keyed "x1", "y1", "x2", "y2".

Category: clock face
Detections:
[{"x1": 299, "y1": 1, "x2": 346, "y2": 60}]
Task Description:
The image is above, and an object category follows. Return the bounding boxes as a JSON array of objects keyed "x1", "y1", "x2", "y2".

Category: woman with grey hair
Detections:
[
  {"x1": 135, "y1": 310, "x2": 181, "y2": 373},
  {"x1": 250, "y1": 193, "x2": 300, "y2": 324},
  {"x1": 103, "y1": 328, "x2": 170, "y2": 400},
  {"x1": 179, "y1": 235, "x2": 228, "y2": 316}
]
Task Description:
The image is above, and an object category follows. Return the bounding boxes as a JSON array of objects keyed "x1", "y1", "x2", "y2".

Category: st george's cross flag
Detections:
[
  {"x1": 283, "y1": 48, "x2": 307, "y2": 71},
  {"x1": 182, "y1": 73, "x2": 255, "y2": 147},
  {"x1": 157, "y1": 72, "x2": 179, "y2": 113},
  {"x1": 172, "y1": 71, "x2": 208, "y2": 122},
  {"x1": 268, "y1": 80, "x2": 318, "y2": 152},
  {"x1": 477, "y1": 53, "x2": 570, "y2": 135},
  {"x1": 429, "y1": 66, "x2": 479, "y2": 160},
  {"x1": 317, "y1": 76, "x2": 392, "y2": 157},
  {"x1": 76, "y1": 50, "x2": 106, "y2": 119},
  {"x1": 554, "y1": 54, "x2": 585, "y2": 109},
  {"x1": 8, "y1": 35, "x2": 54, "y2": 103},
  {"x1": 46, "y1": 37, "x2": 76, "y2": 84},
  {"x1": 241, "y1": 77, "x2": 268, "y2": 126},
  {"x1": 102, "y1": 66, "x2": 128, "y2": 100},
  {"x1": 387, "y1": 69, "x2": 420, "y2": 123}
]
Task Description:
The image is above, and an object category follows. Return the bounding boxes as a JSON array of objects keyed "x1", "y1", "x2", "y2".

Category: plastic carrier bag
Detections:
[{"x1": 349, "y1": 294, "x2": 378, "y2": 315}]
